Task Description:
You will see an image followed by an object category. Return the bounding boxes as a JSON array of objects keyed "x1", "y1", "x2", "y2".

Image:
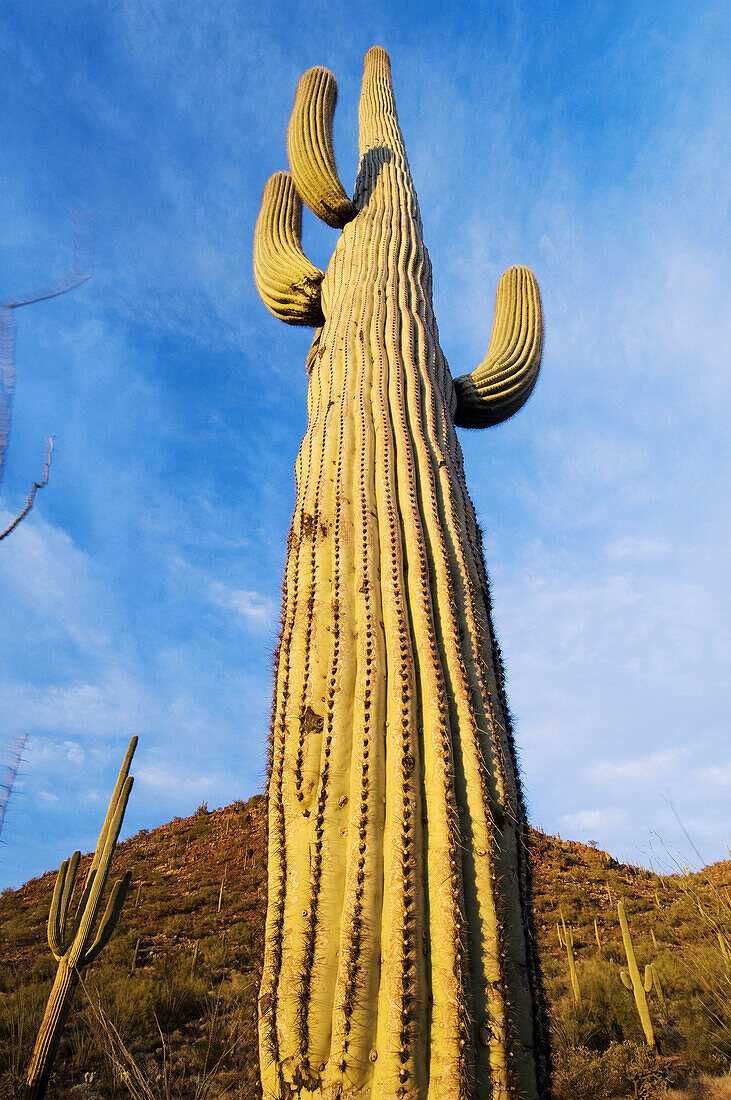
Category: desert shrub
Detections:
[
  {"x1": 85, "y1": 970, "x2": 156, "y2": 1041},
  {"x1": 0, "y1": 977, "x2": 46, "y2": 1078},
  {"x1": 150, "y1": 964, "x2": 208, "y2": 1029},
  {"x1": 551, "y1": 954, "x2": 644, "y2": 1052},
  {"x1": 554, "y1": 1041, "x2": 670, "y2": 1100}
]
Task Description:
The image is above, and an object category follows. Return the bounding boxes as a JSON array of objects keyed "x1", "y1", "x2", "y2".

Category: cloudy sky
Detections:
[{"x1": 0, "y1": 1, "x2": 728, "y2": 888}]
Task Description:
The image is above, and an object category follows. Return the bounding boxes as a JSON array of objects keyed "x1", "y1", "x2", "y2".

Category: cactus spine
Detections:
[
  {"x1": 24, "y1": 737, "x2": 136, "y2": 1099},
  {"x1": 255, "y1": 47, "x2": 548, "y2": 1100},
  {"x1": 617, "y1": 899, "x2": 655, "y2": 1047}
]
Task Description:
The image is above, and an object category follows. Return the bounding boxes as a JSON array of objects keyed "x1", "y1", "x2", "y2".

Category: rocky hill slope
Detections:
[{"x1": 2, "y1": 797, "x2": 730, "y2": 1098}]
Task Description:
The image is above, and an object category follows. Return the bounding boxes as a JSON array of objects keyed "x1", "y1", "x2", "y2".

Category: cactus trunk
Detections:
[
  {"x1": 258, "y1": 47, "x2": 549, "y2": 1100},
  {"x1": 24, "y1": 959, "x2": 78, "y2": 1100}
]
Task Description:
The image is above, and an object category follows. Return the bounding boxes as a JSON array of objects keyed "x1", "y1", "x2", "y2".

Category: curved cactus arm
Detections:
[
  {"x1": 57, "y1": 850, "x2": 80, "y2": 948},
  {"x1": 287, "y1": 66, "x2": 356, "y2": 228},
  {"x1": 452, "y1": 264, "x2": 543, "y2": 428},
  {"x1": 254, "y1": 172, "x2": 325, "y2": 327},
  {"x1": 47, "y1": 857, "x2": 73, "y2": 960},
  {"x1": 644, "y1": 964, "x2": 653, "y2": 994},
  {"x1": 620, "y1": 969, "x2": 632, "y2": 990},
  {"x1": 82, "y1": 871, "x2": 132, "y2": 966}
]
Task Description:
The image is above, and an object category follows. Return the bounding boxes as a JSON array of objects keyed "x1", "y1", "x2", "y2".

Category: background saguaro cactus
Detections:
[
  {"x1": 24, "y1": 737, "x2": 136, "y2": 1100},
  {"x1": 558, "y1": 911, "x2": 582, "y2": 1004},
  {"x1": 254, "y1": 47, "x2": 548, "y2": 1100},
  {"x1": 617, "y1": 899, "x2": 656, "y2": 1048}
]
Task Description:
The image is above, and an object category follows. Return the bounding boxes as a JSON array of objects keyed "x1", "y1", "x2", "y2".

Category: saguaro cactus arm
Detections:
[
  {"x1": 83, "y1": 873, "x2": 132, "y2": 965},
  {"x1": 287, "y1": 66, "x2": 356, "y2": 228},
  {"x1": 453, "y1": 265, "x2": 543, "y2": 428},
  {"x1": 24, "y1": 737, "x2": 136, "y2": 1100},
  {"x1": 254, "y1": 172, "x2": 325, "y2": 327}
]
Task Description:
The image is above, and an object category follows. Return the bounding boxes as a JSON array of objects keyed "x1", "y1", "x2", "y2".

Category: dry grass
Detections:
[{"x1": 668, "y1": 1074, "x2": 731, "y2": 1099}]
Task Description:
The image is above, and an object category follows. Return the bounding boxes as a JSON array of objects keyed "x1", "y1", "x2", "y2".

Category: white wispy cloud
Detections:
[
  {"x1": 587, "y1": 750, "x2": 691, "y2": 786},
  {"x1": 209, "y1": 581, "x2": 275, "y2": 627},
  {"x1": 559, "y1": 809, "x2": 628, "y2": 835}
]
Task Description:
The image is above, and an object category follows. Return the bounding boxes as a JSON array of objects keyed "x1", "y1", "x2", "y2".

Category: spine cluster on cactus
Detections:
[
  {"x1": 617, "y1": 899, "x2": 656, "y2": 1047},
  {"x1": 254, "y1": 46, "x2": 548, "y2": 1100},
  {"x1": 24, "y1": 737, "x2": 136, "y2": 1100}
]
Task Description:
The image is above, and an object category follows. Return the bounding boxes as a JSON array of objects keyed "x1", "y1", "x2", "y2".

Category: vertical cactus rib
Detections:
[
  {"x1": 452, "y1": 266, "x2": 543, "y2": 429},
  {"x1": 311, "y1": 190, "x2": 382, "y2": 1094},
  {"x1": 288, "y1": 67, "x2": 356, "y2": 229},
  {"x1": 259, "y1": 247, "x2": 335, "y2": 1099},
  {"x1": 254, "y1": 172, "x2": 325, "y2": 326},
  {"x1": 369, "y1": 191, "x2": 436, "y2": 1098},
  {"x1": 326, "y1": 199, "x2": 387, "y2": 1096},
  {"x1": 24, "y1": 738, "x2": 136, "y2": 1100},
  {"x1": 256, "y1": 44, "x2": 550, "y2": 1100}
]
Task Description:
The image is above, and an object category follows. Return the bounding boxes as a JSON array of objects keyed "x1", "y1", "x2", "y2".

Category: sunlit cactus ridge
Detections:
[{"x1": 254, "y1": 45, "x2": 548, "y2": 1100}]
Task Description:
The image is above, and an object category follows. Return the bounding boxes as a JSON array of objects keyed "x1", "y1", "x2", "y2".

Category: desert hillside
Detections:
[{"x1": 2, "y1": 797, "x2": 730, "y2": 1098}]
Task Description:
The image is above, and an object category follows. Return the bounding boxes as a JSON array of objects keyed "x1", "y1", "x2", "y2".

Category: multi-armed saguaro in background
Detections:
[
  {"x1": 24, "y1": 738, "x2": 136, "y2": 1100},
  {"x1": 254, "y1": 47, "x2": 548, "y2": 1100}
]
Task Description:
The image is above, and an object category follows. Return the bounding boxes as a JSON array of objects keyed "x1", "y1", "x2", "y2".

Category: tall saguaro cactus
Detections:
[
  {"x1": 254, "y1": 48, "x2": 548, "y2": 1100},
  {"x1": 24, "y1": 737, "x2": 136, "y2": 1100},
  {"x1": 617, "y1": 900, "x2": 656, "y2": 1048}
]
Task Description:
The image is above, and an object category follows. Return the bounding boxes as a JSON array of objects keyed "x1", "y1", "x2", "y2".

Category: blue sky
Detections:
[{"x1": 0, "y1": 1, "x2": 729, "y2": 888}]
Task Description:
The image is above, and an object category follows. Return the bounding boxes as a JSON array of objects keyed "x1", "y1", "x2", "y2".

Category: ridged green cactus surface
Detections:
[{"x1": 254, "y1": 47, "x2": 548, "y2": 1100}]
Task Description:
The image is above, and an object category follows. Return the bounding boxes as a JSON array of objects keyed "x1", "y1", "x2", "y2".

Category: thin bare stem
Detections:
[{"x1": 0, "y1": 438, "x2": 54, "y2": 541}]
